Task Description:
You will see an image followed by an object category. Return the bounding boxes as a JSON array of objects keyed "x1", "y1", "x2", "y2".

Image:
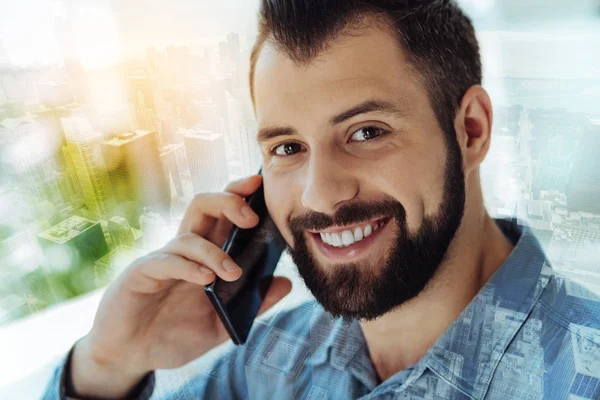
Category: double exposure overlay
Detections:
[{"x1": 0, "y1": 0, "x2": 599, "y2": 398}]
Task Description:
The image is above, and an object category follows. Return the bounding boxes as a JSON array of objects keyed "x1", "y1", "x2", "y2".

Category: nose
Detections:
[{"x1": 301, "y1": 152, "x2": 358, "y2": 214}]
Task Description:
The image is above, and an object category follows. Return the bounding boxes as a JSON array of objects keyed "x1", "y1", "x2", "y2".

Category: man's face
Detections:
[{"x1": 253, "y1": 19, "x2": 466, "y2": 321}]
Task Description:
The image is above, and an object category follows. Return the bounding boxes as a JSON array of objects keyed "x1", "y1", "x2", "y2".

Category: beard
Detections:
[{"x1": 286, "y1": 134, "x2": 466, "y2": 322}]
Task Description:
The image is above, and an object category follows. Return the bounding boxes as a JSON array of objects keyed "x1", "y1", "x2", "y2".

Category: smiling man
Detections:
[{"x1": 43, "y1": 1, "x2": 600, "y2": 400}]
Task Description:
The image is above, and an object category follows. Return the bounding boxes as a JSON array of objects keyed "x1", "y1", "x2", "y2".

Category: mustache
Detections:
[{"x1": 289, "y1": 198, "x2": 406, "y2": 234}]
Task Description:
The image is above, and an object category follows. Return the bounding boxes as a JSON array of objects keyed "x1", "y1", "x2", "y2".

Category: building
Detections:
[
  {"x1": 102, "y1": 130, "x2": 170, "y2": 228},
  {"x1": 567, "y1": 119, "x2": 600, "y2": 214},
  {"x1": 61, "y1": 116, "x2": 115, "y2": 219},
  {"x1": 516, "y1": 198, "x2": 554, "y2": 248},
  {"x1": 35, "y1": 81, "x2": 74, "y2": 109},
  {"x1": 184, "y1": 130, "x2": 229, "y2": 194},
  {"x1": 159, "y1": 143, "x2": 186, "y2": 209},
  {"x1": 107, "y1": 216, "x2": 135, "y2": 248},
  {"x1": 37, "y1": 215, "x2": 109, "y2": 270},
  {"x1": 227, "y1": 32, "x2": 241, "y2": 66},
  {"x1": 546, "y1": 324, "x2": 600, "y2": 399},
  {"x1": 227, "y1": 90, "x2": 262, "y2": 177},
  {"x1": 94, "y1": 245, "x2": 144, "y2": 287},
  {"x1": 139, "y1": 210, "x2": 168, "y2": 250},
  {"x1": 1, "y1": 116, "x2": 65, "y2": 206}
]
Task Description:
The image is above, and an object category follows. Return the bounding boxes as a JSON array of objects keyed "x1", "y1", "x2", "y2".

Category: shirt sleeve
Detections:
[
  {"x1": 152, "y1": 341, "x2": 252, "y2": 400},
  {"x1": 40, "y1": 345, "x2": 247, "y2": 400},
  {"x1": 39, "y1": 339, "x2": 253, "y2": 400},
  {"x1": 40, "y1": 343, "x2": 155, "y2": 400}
]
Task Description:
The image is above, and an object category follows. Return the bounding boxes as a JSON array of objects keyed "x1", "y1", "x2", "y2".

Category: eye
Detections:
[
  {"x1": 349, "y1": 126, "x2": 389, "y2": 142},
  {"x1": 272, "y1": 142, "x2": 304, "y2": 157}
]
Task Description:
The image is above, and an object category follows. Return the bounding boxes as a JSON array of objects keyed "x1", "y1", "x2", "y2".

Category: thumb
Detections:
[{"x1": 257, "y1": 276, "x2": 292, "y2": 317}]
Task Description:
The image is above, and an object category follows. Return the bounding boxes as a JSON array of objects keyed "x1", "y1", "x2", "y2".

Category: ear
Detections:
[{"x1": 454, "y1": 85, "x2": 493, "y2": 177}]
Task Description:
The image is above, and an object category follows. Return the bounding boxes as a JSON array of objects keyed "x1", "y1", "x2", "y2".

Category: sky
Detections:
[
  {"x1": 0, "y1": 0, "x2": 260, "y2": 67},
  {"x1": 0, "y1": 0, "x2": 599, "y2": 77}
]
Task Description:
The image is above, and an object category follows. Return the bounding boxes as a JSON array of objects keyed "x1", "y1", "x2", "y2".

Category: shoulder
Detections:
[
  {"x1": 525, "y1": 272, "x2": 600, "y2": 373},
  {"x1": 536, "y1": 272, "x2": 600, "y2": 338}
]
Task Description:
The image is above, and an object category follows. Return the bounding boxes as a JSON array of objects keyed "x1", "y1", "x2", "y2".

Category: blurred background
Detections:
[{"x1": 0, "y1": 0, "x2": 598, "y2": 397}]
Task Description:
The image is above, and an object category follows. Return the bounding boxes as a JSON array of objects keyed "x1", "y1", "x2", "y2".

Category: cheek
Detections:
[
  {"x1": 363, "y1": 146, "x2": 445, "y2": 232},
  {"x1": 264, "y1": 176, "x2": 297, "y2": 243},
  {"x1": 368, "y1": 163, "x2": 424, "y2": 232}
]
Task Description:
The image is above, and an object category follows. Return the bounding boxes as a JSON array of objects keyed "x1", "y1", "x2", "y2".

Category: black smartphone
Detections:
[{"x1": 204, "y1": 168, "x2": 287, "y2": 345}]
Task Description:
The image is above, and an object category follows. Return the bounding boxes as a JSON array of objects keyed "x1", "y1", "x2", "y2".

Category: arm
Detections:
[{"x1": 41, "y1": 342, "x2": 155, "y2": 400}]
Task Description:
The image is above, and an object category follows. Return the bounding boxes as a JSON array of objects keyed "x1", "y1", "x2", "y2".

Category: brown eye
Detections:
[
  {"x1": 273, "y1": 142, "x2": 303, "y2": 156},
  {"x1": 350, "y1": 126, "x2": 387, "y2": 142}
]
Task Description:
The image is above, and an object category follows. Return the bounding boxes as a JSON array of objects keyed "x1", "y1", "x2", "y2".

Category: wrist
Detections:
[{"x1": 70, "y1": 336, "x2": 149, "y2": 399}]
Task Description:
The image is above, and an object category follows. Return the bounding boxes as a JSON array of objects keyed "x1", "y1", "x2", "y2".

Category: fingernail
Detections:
[
  {"x1": 198, "y1": 266, "x2": 213, "y2": 274},
  {"x1": 222, "y1": 259, "x2": 241, "y2": 272},
  {"x1": 241, "y1": 205, "x2": 256, "y2": 219}
]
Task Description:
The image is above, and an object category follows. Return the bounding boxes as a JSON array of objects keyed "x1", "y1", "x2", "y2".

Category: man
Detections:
[{"x1": 44, "y1": 0, "x2": 600, "y2": 399}]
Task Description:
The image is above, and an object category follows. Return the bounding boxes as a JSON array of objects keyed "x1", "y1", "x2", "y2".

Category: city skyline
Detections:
[
  {"x1": 0, "y1": 28, "x2": 264, "y2": 323},
  {"x1": 0, "y1": 0, "x2": 598, "y2": 328}
]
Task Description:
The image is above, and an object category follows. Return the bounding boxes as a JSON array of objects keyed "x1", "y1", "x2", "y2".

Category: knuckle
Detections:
[
  {"x1": 227, "y1": 194, "x2": 246, "y2": 210},
  {"x1": 177, "y1": 231, "x2": 197, "y2": 244},
  {"x1": 188, "y1": 192, "x2": 215, "y2": 211},
  {"x1": 191, "y1": 191, "x2": 210, "y2": 203},
  {"x1": 206, "y1": 244, "x2": 224, "y2": 260},
  {"x1": 152, "y1": 252, "x2": 172, "y2": 263},
  {"x1": 221, "y1": 191, "x2": 237, "y2": 203},
  {"x1": 224, "y1": 177, "x2": 245, "y2": 191}
]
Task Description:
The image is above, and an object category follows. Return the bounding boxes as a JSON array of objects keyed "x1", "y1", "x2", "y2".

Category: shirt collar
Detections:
[
  {"x1": 425, "y1": 218, "x2": 551, "y2": 399},
  {"x1": 309, "y1": 218, "x2": 551, "y2": 399}
]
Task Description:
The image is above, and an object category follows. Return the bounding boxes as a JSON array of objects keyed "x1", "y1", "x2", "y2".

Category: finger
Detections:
[
  {"x1": 133, "y1": 253, "x2": 216, "y2": 293},
  {"x1": 206, "y1": 175, "x2": 262, "y2": 245},
  {"x1": 177, "y1": 191, "x2": 260, "y2": 236},
  {"x1": 224, "y1": 174, "x2": 262, "y2": 196},
  {"x1": 162, "y1": 233, "x2": 243, "y2": 282},
  {"x1": 256, "y1": 277, "x2": 293, "y2": 317}
]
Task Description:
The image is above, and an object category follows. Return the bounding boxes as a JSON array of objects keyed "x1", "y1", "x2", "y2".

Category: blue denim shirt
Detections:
[{"x1": 43, "y1": 218, "x2": 600, "y2": 399}]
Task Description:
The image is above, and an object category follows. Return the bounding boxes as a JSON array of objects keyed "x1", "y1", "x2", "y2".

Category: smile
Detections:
[
  {"x1": 307, "y1": 217, "x2": 392, "y2": 260},
  {"x1": 309, "y1": 218, "x2": 387, "y2": 247}
]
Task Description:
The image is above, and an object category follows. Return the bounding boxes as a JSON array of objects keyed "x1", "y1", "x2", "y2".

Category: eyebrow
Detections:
[{"x1": 256, "y1": 99, "x2": 405, "y2": 144}]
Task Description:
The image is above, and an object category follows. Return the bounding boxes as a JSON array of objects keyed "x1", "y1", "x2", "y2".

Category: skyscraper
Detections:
[
  {"x1": 1, "y1": 116, "x2": 65, "y2": 206},
  {"x1": 227, "y1": 89, "x2": 262, "y2": 177},
  {"x1": 159, "y1": 143, "x2": 185, "y2": 202},
  {"x1": 546, "y1": 324, "x2": 600, "y2": 399},
  {"x1": 567, "y1": 119, "x2": 600, "y2": 214},
  {"x1": 184, "y1": 130, "x2": 229, "y2": 194},
  {"x1": 102, "y1": 130, "x2": 169, "y2": 228},
  {"x1": 37, "y1": 215, "x2": 109, "y2": 270},
  {"x1": 61, "y1": 116, "x2": 115, "y2": 219},
  {"x1": 139, "y1": 209, "x2": 167, "y2": 250},
  {"x1": 107, "y1": 216, "x2": 135, "y2": 248},
  {"x1": 226, "y1": 33, "x2": 241, "y2": 66}
]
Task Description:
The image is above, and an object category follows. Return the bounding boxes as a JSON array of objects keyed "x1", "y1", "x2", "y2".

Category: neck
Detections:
[{"x1": 359, "y1": 176, "x2": 514, "y2": 383}]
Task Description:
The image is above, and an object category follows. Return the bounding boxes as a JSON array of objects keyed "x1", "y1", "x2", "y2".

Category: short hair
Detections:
[{"x1": 249, "y1": 0, "x2": 482, "y2": 140}]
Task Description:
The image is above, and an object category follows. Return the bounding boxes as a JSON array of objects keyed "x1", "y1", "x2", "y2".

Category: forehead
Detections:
[{"x1": 252, "y1": 20, "x2": 424, "y2": 127}]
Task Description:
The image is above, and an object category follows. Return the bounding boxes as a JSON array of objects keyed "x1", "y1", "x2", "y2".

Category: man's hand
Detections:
[{"x1": 69, "y1": 174, "x2": 292, "y2": 399}]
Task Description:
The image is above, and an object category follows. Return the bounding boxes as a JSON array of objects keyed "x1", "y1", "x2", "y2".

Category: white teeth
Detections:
[
  {"x1": 331, "y1": 232, "x2": 342, "y2": 246},
  {"x1": 353, "y1": 226, "x2": 363, "y2": 241},
  {"x1": 341, "y1": 230, "x2": 354, "y2": 246},
  {"x1": 318, "y1": 220, "x2": 385, "y2": 247}
]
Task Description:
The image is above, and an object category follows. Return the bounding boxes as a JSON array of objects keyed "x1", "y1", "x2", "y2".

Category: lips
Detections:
[
  {"x1": 317, "y1": 218, "x2": 388, "y2": 247},
  {"x1": 308, "y1": 217, "x2": 392, "y2": 260}
]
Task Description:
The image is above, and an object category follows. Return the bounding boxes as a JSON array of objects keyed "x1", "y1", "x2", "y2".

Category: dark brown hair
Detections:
[{"x1": 249, "y1": 0, "x2": 482, "y2": 140}]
